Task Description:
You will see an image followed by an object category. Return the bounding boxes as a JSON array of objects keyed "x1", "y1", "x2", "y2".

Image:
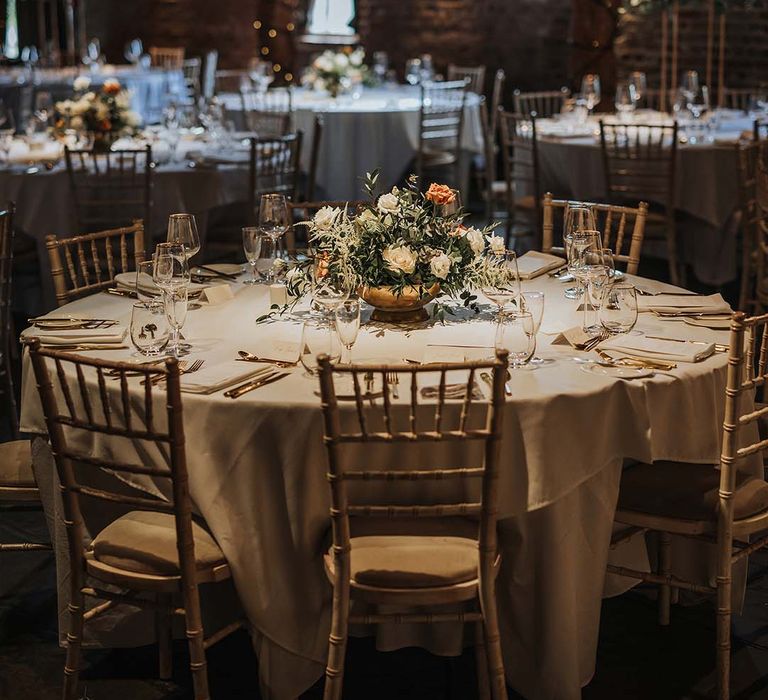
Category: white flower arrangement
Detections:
[
  {"x1": 54, "y1": 78, "x2": 139, "y2": 140},
  {"x1": 301, "y1": 47, "x2": 369, "y2": 98}
]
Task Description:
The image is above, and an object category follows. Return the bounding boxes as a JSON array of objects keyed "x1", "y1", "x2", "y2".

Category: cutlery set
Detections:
[
  {"x1": 29, "y1": 316, "x2": 120, "y2": 330},
  {"x1": 224, "y1": 368, "x2": 290, "y2": 398}
]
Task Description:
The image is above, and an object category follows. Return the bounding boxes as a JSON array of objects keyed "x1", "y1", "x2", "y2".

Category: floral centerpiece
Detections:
[
  {"x1": 54, "y1": 77, "x2": 140, "y2": 150},
  {"x1": 284, "y1": 171, "x2": 503, "y2": 323},
  {"x1": 301, "y1": 47, "x2": 369, "y2": 98}
]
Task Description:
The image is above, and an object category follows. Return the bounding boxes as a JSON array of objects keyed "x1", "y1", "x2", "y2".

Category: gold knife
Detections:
[{"x1": 224, "y1": 371, "x2": 289, "y2": 399}]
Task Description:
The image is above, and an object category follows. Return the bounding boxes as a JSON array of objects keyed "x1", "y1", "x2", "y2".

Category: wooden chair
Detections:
[
  {"x1": 149, "y1": 46, "x2": 185, "y2": 69},
  {"x1": 488, "y1": 69, "x2": 506, "y2": 146},
  {"x1": 512, "y1": 88, "x2": 570, "y2": 118},
  {"x1": 416, "y1": 79, "x2": 468, "y2": 188},
  {"x1": 447, "y1": 64, "x2": 486, "y2": 95},
  {"x1": 598, "y1": 120, "x2": 680, "y2": 284},
  {"x1": 64, "y1": 145, "x2": 153, "y2": 234},
  {"x1": 607, "y1": 311, "x2": 768, "y2": 700},
  {"x1": 182, "y1": 57, "x2": 202, "y2": 104},
  {"x1": 317, "y1": 351, "x2": 510, "y2": 700},
  {"x1": 248, "y1": 132, "x2": 303, "y2": 223},
  {"x1": 240, "y1": 87, "x2": 293, "y2": 137},
  {"x1": 0, "y1": 203, "x2": 50, "y2": 554},
  {"x1": 27, "y1": 342, "x2": 243, "y2": 700},
  {"x1": 287, "y1": 199, "x2": 365, "y2": 251},
  {"x1": 496, "y1": 110, "x2": 542, "y2": 244},
  {"x1": 541, "y1": 193, "x2": 649, "y2": 275},
  {"x1": 46, "y1": 221, "x2": 146, "y2": 307}
]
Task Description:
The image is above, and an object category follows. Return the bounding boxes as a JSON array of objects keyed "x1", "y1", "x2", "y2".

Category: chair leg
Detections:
[
  {"x1": 323, "y1": 574, "x2": 350, "y2": 700},
  {"x1": 475, "y1": 619, "x2": 491, "y2": 700},
  {"x1": 186, "y1": 625, "x2": 210, "y2": 700},
  {"x1": 658, "y1": 531, "x2": 672, "y2": 626},
  {"x1": 62, "y1": 590, "x2": 84, "y2": 700},
  {"x1": 479, "y1": 580, "x2": 508, "y2": 700},
  {"x1": 156, "y1": 593, "x2": 173, "y2": 680},
  {"x1": 716, "y1": 552, "x2": 733, "y2": 700}
]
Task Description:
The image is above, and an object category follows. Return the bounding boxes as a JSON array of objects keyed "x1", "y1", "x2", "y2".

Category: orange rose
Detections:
[
  {"x1": 102, "y1": 79, "x2": 121, "y2": 95},
  {"x1": 100, "y1": 119, "x2": 112, "y2": 131},
  {"x1": 425, "y1": 183, "x2": 456, "y2": 206}
]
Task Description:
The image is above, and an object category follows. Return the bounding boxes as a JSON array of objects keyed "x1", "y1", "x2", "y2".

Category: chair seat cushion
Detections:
[
  {"x1": 618, "y1": 461, "x2": 768, "y2": 522},
  {"x1": 328, "y1": 535, "x2": 479, "y2": 589},
  {"x1": 0, "y1": 440, "x2": 35, "y2": 487},
  {"x1": 92, "y1": 511, "x2": 226, "y2": 576}
]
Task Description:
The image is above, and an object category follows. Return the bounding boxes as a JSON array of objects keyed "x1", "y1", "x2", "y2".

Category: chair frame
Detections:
[
  {"x1": 598, "y1": 119, "x2": 680, "y2": 284},
  {"x1": 149, "y1": 46, "x2": 185, "y2": 70},
  {"x1": 248, "y1": 132, "x2": 303, "y2": 223},
  {"x1": 608, "y1": 311, "x2": 768, "y2": 700},
  {"x1": 541, "y1": 192, "x2": 649, "y2": 275},
  {"x1": 317, "y1": 352, "x2": 510, "y2": 700},
  {"x1": 46, "y1": 220, "x2": 146, "y2": 307},
  {"x1": 512, "y1": 88, "x2": 570, "y2": 118},
  {"x1": 28, "y1": 341, "x2": 243, "y2": 700},
  {"x1": 447, "y1": 64, "x2": 486, "y2": 95}
]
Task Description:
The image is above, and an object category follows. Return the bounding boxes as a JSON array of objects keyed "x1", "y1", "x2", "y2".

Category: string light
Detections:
[
  {"x1": 273, "y1": 64, "x2": 281, "y2": 72},
  {"x1": 252, "y1": 20, "x2": 262, "y2": 29},
  {"x1": 286, "y1": 22, "x2": 295, "y2": 31},
  {"x1": 261, "y1": 46, "x2": 270, "y2": 55},
  {"x1": 285, "y1": 72, "x2": 293, "y2": 81},
  {"x1": 268, "y1": 29, "x2": 277, "y2": 38}
]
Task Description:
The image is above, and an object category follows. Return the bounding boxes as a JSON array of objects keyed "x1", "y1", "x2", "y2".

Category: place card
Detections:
[
  {"x1": 269, "y1": 284, "x2": 288, "y2": 306},
  {"x1": 423, "y1": 345, "x2": 466, "y2": 364},
  {"x1": 201, "y1": 284, "x2": 235, "y2": 305}
]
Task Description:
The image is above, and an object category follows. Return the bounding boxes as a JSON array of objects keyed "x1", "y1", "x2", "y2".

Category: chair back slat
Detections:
[
  {"x1": 149, "y1": 46, "x2": 185, "y2": 69},
  {"x1": 513, "y1": 88, "x2": 570, "y2": 118},
  {"x1": 541, "y1": 193, "x2": 648, "y2": 275},
  {"x1": 446, "y1": 64, "x2": 486, "y2": 94},
  {"x1": 46, "y1": 221, "x2": 145, "y2": 306},
  {"x1": 737, "y1": 140, "x2": 768, "y2": 312},
  {"x1": 248, "y1": 132, "x2": 303, "y2": 222},
  {"x1": 241, "y1": 87, "x2": 293, "y2": 133}
]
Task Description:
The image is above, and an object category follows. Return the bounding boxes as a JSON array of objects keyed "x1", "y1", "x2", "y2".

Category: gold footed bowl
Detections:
[{"x1": 359, "y1": 284, "x2": 440, "y2": 324}]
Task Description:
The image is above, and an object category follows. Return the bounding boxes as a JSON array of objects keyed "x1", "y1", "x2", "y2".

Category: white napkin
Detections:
[
  {"x1": 7, "y1": 140, "x2": 62, "y2": 164},
  {"x1": 600, "y1": 335, "x2": 714, "y2": 363},
  {"x1": 114, "y1": 272, "x2": 210, "y2": 295},
  {"x1": 637, "y1": 293, "x2": 731, "y2": 315},
  {"x1": 243, "y1": 324, "x2": 303, "y2": 363},
  {"x1": 516, "y1": 251, "x2": 565, "y2": 280},
  {"x1": 180, "y1": 361, "x2": 271, "y2": 394},
  {"x1": 26, "y1": 326, "x2": 127, "y2": 345}
]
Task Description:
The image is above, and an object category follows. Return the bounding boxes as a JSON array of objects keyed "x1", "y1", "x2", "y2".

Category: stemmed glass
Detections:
[
  {"x1": 521, "y1": 291, "x2": 545, "y2": 364},
  {"x1": 259, "y1": 194, "x2": 289, "y2": 281},
  {"x1": 334, "y1": 299, "x2": 361, "y2": 365},
  {"x1": 242, "y1": 227, "x2": 265, "y2": 284},
  {"x1": 580, "y1": 248, "x2": 611, "y2": 335},
  {"x1": 405, "y1": 58, "x2": 422, "y2": 85},
  {"x1": 628, "y1": 71, "x2": 647, "y2": 109},
  {"x1": 124, "y1": 38, "x2": 143, "y2": 65},
  {"x1": 615, "y1": 83, "x2": 635, "y2": 121},
  {"x1": 681, "y1": 70, "x2": 700, "y2": 104},
  {"x1": 580, "y1": 74, "x2": 601, "y2": 114},
  {"x1": 153, "y1": 242, "x2": 190, "y2": 356},
  {"x1": 299, "y1": 319, "x2": 341, "y2": 376},
  {"x1": 599, "y1": 284, "x2": 638, "y2": 335},
  {"x1": 164, "y1": 289, "x2": 189, "y2": 358},
  {"x1": 311, "y1": 253, "x2": 350, "y2": 315},
  {"x1": 167, "y1": 213, "x2": 201, "y2": 261},
  {"x1": 562, "y1": 204, "x2": 597, "y2": 299},
  {"x1": 495, "y1": 311, "x2": 536, "y2": 369},
  {"x1": 481, "y1": 250, "x2": 521, "y2": 317}
]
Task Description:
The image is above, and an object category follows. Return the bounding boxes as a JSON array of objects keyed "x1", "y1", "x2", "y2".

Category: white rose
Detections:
[
  {"x1": 430, "y1": 252, "x2": 451, "y2": 280},
  {"x1": 487, "y1": 234, "x2": 505, "y2": 255},
  {"x1": 124, "y1": 110, "x2": 141, "y2": 127},
  {"x1": 313, "y1": 206, "x2": 338, "y2": 230},
  {"x1": 377, "y1": 192, "x2": 399, "y2": 215},
  {"x1": 350, "y1": 48, "x2": 364, "y2": 67},
  {"x1": 356, "y1": 209, "x2": 377, "y2": 226},
  {"x1": 83, "y1": 92, "x2": 97, "y2": 102},
  {"x1": 116, "y1": 91, "x2": 131, "y2": 110},
  {"x1": 465, "y1": 227, "x2": 485, "y2": 255},
  {"x1": 315, "y1": 54, "x2": 334, "y2": 72},
  {"x1": 70, "y1": 116, "x2": 84, "y2": 130},
  {"x1": 382, "y1": 245, "x2": 416, "y2": 275},
  {"x1": 73, "y1": 76, "x2": 91, "y2": 92},
  {"x1": 334, "y1": 52, "x2": 349, "y2": 69}
]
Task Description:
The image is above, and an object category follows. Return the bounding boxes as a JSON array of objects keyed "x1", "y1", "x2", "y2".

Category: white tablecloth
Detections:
[{"x1": 19, "y1": 271, "x2": 753, "y2": 700}]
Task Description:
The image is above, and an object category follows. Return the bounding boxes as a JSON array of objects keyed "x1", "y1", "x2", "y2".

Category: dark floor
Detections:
[{"x1": 3, "y1": 504, "x2": 768, "y2": 700}]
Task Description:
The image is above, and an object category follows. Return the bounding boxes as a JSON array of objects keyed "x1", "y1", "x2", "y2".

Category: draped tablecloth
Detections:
[
  {"x1": 19, "y1": 269, "x2": 756, "y2": 700},
  {"x1": 536, "y1": 111, "x2": 756, "y2": 286},
  {"x1": 221, "y1": 86, "x2": 485, "y2": 200}
]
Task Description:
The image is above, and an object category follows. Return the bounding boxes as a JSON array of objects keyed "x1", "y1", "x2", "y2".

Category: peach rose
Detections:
[
  {"x1": 103, "y1": 79, "x2": 121, "y2": 95},
  {"x1": 425, "y1": 183, "x2": 456, "y2": 206}
]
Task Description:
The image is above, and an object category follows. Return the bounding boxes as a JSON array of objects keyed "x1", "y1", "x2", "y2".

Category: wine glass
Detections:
[
  {"x1": 522, "y1": 291, "x2": 546, "y2": 364},
  {"x1": 153, "y1": 242, "x2": 191, "y2": 292},
  {"x1": 405, "y1": 58, "x2": 422, "y2": 86},
  {"x1": 242, "y1": 227, "x2": 265, "y2": 284},
  {"x1": 164, "y1": 287, "x2": 189, "y2": 357},
  {"x1": 580, "y1": 248, "x2": 610, "y2": 335},
  {"x1": 580, "y1": 74, "x2": 601, "y2": 114},
  {"x1": 134, "y1": 260, "x2": 157, "y2": 302},
  {"x1": 124, "y1": 38, "x2": 143, "y2": 65},
  {"x1": 480, "y1": 250, "x2": 521, "y2": 316},
  {"x1": 259, "y1": 194, "x2": 289, "y2": 282},
  {"x1": 334, "y1": 299, "x2": 361, "y2": 365},
  {"x1": 615, "y1": 83, "x2": 635, "y2": 121},
  {"x1": 495, "y1": 311, "x2": 536, "y2": 369},
  {"x1": 628, "y1": 71, "x2": 646, "y2": 109},
  {"x1": 130, "y1": 301, "x2": 171, "y2": 356},
  {"x1": 166, "y1": 213, "x2": 201, "y2": 262},
  {"x1": 599, "y1": 284, "x2": 638, "y2": 335},
  {"x1": 681, "y1": 70, "x2": 700, "y2": 104},
  {"x1": 300, "y1": 319, "x2": 341, "y2": 377},
  {"x1": 311, "y1": 253, "x2": 350, "y2": 315},
  {"x1": 562, "y1": 204, "x2": 597, "y2": 299}
]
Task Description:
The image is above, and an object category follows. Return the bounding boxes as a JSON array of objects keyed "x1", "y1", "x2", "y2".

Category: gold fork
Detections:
[
  {"x1": 385, "y1": 371, "x2": 400, "y2": 399},
  {"x1": 144, "y1": 359, "x2": 205, "y2": 385}
]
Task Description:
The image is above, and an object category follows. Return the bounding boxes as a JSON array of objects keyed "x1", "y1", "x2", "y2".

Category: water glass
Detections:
[
  {"x1": 259, "y1": 194, "x2": 289, "y2": 281},
  {"x1": 580, "y1": 249, "x2": 610, "y2": 335},
  {"x1": 242, "y1": 227, "x2": 266, "y2": 284},
  {"x1": 480, "y1": 250, "x2": 521, "y2": 314},
  {"x1": 334, "y1": 299, "x2": 361, "y2": 365},
  {"x1": 311, "y1": 254, "x2": 350, "y2": 314},
  {"x1": 164, "y1": 288, "x2": 189, "y2": 357},
  {"x1": 153, "y1": 242, "x2": 190, "y2": 292},
  {"x1": 495, "y1": 311, "x2": 536, "y2": 368},
  {"x1": 628, "y1": 71, "x2": 647, "y2": 108},
  {"x1": 521, "y1": 292, "x2": 545, "y2": 333},
  {"x1": 167, "y1": 213, "x2": 201, "y2": 260},
  {"x1": 300, "y1": 319, "x2": 341, "y2": 376},
  {"x1": 563, "y1": 204, "x2": 596, "y2": 299},
  {"x1": 130, "y1": 302, "x2": 170, "y2": 356},
  {"x1": 599, "y1": 284, "x2": 638, "y2": 335}
]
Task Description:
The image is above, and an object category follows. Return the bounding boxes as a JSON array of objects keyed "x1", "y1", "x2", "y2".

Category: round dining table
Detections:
[
  {"x1": 19, "y1": 266, "x2": 750, "y2": 700},
  {"x1": 535, "y1": 109, "x2": 759, "y2": 287}
]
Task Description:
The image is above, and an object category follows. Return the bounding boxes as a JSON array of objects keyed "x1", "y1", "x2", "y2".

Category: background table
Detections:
[{"x1": 19, "y1": 271, "x2": 749, "y2": 700}]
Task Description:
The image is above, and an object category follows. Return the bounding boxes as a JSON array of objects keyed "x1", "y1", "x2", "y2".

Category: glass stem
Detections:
[{"x1": 251, "y1": 262, "x2": 258, "y2": 283}]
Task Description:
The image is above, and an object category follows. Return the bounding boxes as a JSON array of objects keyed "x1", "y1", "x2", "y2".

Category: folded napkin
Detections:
[
  {"x1": 515, "y1": 251, "x2": 566, "y2": 280},
  {"x1": 600, "y1": 335, "x2": 714, "y2": 363},
  {"x1": 420, "y1": 383, "x2": 484, "y2": 400},
  {"x1": 114, "y1": 272, "x2": 210, "y2": 296},
  {"x1": 637, "y1": 292, "x2": 731, "y2": 315},
  {"x1": 26, "y1": 326, "x2": 126, "y2": 346},
  {"x1": 180, "y1": 361, "x2": 271, "y2": 394},
  {"x1": 7, "y1": 140, "x2": 62, "y2": 164}
]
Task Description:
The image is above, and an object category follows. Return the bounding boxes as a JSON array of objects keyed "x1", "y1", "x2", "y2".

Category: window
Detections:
[
  {"x1": 307, "y1": 0, "x2": 355, "y2": 36},
  {"x1": 5, "y1": 0, "x2": 19, "y2": 59}
]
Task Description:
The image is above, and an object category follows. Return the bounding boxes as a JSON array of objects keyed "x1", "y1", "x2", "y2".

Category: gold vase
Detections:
[{"x1": 359, "y1": 284, "x2": 440, "y2": 323}]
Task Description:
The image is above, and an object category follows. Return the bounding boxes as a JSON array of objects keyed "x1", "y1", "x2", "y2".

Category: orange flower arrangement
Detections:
[{"x1": 425, "y1": 183, "x2": 456, "y2": 206}]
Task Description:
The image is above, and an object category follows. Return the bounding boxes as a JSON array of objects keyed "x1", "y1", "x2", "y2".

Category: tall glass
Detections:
[
  {"x1": 480, "y1": 250, "x2": 521, "y2": 316},
  {"x1": 334, "y1": 299, "x2": 361, "y2": 365},
  {"x1": 628, "y1": 71, "x2": 647, "y2": 109},
  {"x1": 166, "y1": 213, "x2": 201, "y2": 261},
  {"x1": 580, "y1": 249, "x2": 611, "y2": 335},
  {"x1": 495, "y1": 311, "x2": 536, "y2": 369},
  {"x1": 580, "y1": 74, "x2": 601, "y2": 114},
  {"x1": 562, "y1": 204, "x2": 597, "y2": 299},
  {"x1": 259, "y1": 194, "x2": 289, "y2": 282},
  {"x1": 311, "y1": 253, "x2": 350, "y2": 315},
  {"x1": 153, "y1": 242, "x2": 190, "y2": 292},
  {"x1": 242, "y1": 227, "x2": 265, "y2": 284},
  {"x1": 615, "y1": 83, "x2": 635, "y2": 121}
]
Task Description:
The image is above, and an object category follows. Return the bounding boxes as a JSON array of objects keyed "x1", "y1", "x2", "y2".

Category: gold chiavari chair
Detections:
[
  {"x1": 598, "y1": 120, "x2": 680, "y2": 284},
  {"x1": 64, "y1": 145, "x2": 153, "y2": 233},
  {"x1": 0, "y1": 203, "x2": 50, "y2": 554},
  {"x1": 182, "y1": 57, "x2": 202, "y2": 104},
  {"x1": 496, "y1": 109, "x2": 542, "y2": 244},
  {"x1": 416, "y1": 79, "x2": 468, "y2": 188},
  {"x1": 287, "y1": 199, "x2": 365, "y2": 252},
  {"x1": 149, "y1": 46, "x2": 185, "y2": 69},
  {"x1": 27, "y1": 343, "x2": 243, "y2": 700},
  {"x1": 240, "y1": 87, "x2": 293, "y2": 137},
  {"x1": 607, "y1": 311, "x2": 768, "y2": 700},
  {"x1": 248, "y1": 132, "x2": 303, "y2": 222},
  {"x1": 541, "y1": 193, "x2": 649, "y2": 275},
  {"x1": 447, "y1": 64, "x2": 486, "y2": 95},
  {"x1": 512, "y1": 88, "x2": 570, "y2": 118},
  {"x1": 317, "y1": 351, "x2": 510, "y2": 700},
  {"x1": 46, "y1": 221, "x2": 146, "y2": 307}
]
